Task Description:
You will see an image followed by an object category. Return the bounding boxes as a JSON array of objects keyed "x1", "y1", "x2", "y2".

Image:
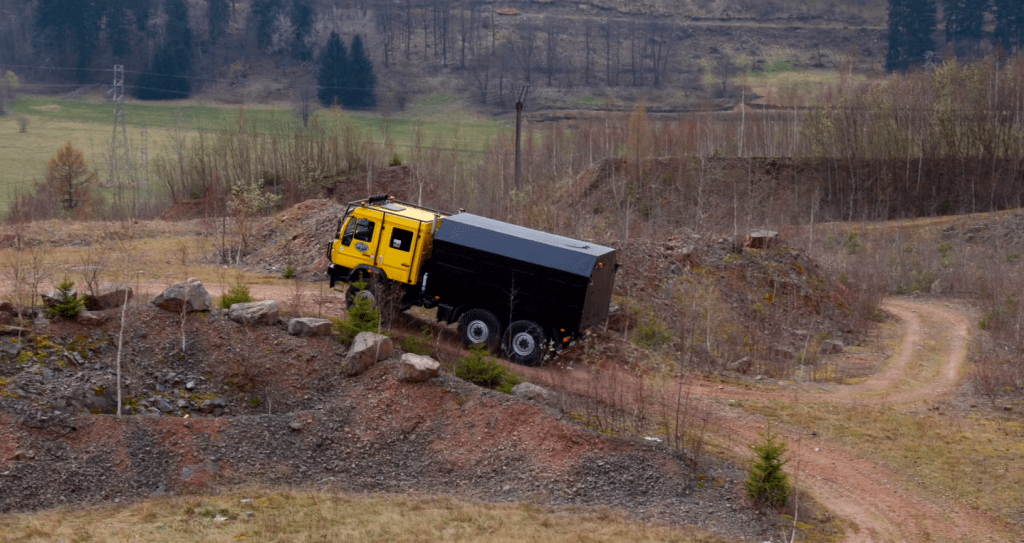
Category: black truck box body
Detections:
[{"x1": 429, "y1": 213, "x2": 616, "y2": 333}]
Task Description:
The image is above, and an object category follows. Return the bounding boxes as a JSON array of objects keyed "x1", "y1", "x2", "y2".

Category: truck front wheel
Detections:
[
  {"x1": 458, "y1": 309, "x2": 502, "y2": 351},
  {"x1": 502, "y1": 320, "x2": 547, "y2": 366}
]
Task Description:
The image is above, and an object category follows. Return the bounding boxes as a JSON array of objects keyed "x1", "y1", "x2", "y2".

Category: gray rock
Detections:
[
  {"x1": 287, "y1": 317, "x2": 333, "y2": 337},
  {"x1": 1, "y1": 338, "x2": 20, "y2": 355},
  {"x1": 182, "y1": 458, "x2": 220, "y2": 481},
  {"x1": 156, "y1": 399, "x2": 175, "y2": 413},
  {"x1": 212, "y1": 396, "x2": 228, "y2": 408},
  {"x1": 512, "y1": 382, "x2": 561, "y2": 410},
  {"x1": 85, "y1": 283, "x2": 133, "y2": 310},
  {"x1": 745, "y1": 230, "x2": 779, "y2": 250},
  {"x1": 727, "y1": 356, "x2": 753, "y2": 374},
  {"x1": 819, "y1": 339, "x2": 845, "y2": 354},
  {"x1": 229, "y1": 300, "x2": 280, "y2": 326},
  {"x1": 75, "y1": 310, "x2": 109, "y2": 327},
  {"x1": 0, "y1": 326, "x2": 32, "y2": 337},
  {"x1": 398, "y1": 353, "x2": 440, "y2": 382},
  {"x1": 341, "y1": 332, "x2": 394, "y2": 376},
  {"x1": 151, "y1": 278, "x2": 212, "y2": 313}
]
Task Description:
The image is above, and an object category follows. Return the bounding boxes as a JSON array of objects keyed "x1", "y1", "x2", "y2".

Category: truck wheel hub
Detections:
[
  {"x1": 466, "y1": 320, "x2": 489, "y2": 343},
  {"x1": 511, "y1": 333, "x2": 535, "y2": 356}
]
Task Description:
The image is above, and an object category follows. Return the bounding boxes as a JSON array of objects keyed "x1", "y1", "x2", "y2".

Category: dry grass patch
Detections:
[
  {"x1": 747, "y1": 399, "x2": 1024, "y2": 524},
  {"x1": 0, "y1": 490, "x2": 735, "y2": 543}
]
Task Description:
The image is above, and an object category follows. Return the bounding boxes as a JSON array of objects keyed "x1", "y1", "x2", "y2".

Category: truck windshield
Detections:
[
  {"x1": 340, "y1": 218, "x2": 357, "y2": 246},
  {"x1": 341, "y1": 217, "x2": 375, "y2": 246}
]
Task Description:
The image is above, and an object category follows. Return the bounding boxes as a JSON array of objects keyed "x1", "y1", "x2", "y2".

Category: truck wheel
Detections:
[
  {"x1": 458, "y1": 309, "x2": 501, "y2": 351},
  {"x1": 346, "y1": 284, "x2": 377, "y2": 309},
  {"x1": 502, "y1": 320, "x2": 547, "y2": 366},
  {"x1": 346, "y1": 274, "x2": 388, "y2": 310}
]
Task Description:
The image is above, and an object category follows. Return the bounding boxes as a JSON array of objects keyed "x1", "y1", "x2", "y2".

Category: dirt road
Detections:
[
  {"x1": 706, "y1": 298, "x2": 1012, "y2": 542},
  {"x1": 516, "y1": 297, "x2": 1014, "y2": 542}
]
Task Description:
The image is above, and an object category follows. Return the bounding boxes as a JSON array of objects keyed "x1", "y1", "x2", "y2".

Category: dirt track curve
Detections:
[{"x1": 707, "y1": 298, "x2": 1013, "y2": 543}]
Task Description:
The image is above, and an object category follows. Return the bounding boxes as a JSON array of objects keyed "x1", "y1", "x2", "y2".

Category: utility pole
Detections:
[
  {"x1": 513, "y1": 85, "x2": 528, "y2": 191},
  {"x1": 110, "y1": 65, "x2": 134, "y2": 218}
]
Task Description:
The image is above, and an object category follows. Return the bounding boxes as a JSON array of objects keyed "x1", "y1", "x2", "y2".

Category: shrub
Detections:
[
  {"x1": 633, "y1": 313, "x2": 673, "y2": 350},
  {"x1": 745, "y1": 427, "x2": 790, "y2": 508},
  {"x1": 46, "y1": 277, "x2": 84, "y2": 320},
  {"x1": 389, "y1": 153, "x2": 402, "y2": 166},
  {"x1": 220, "y1": 281, "x2": 254, "y2": 308},
  {"x1": 333, "y1": 290, "x2": 379, "y2": 344},
  {"x1": 402, "y1": 325, "x2": 434, "y2": 355},
  {"x1": 282, "y1": 264, "x2": 296, "y2": 279},
  {"x1": 455, "y1": 345, "x2": 522, "y2": 394}
]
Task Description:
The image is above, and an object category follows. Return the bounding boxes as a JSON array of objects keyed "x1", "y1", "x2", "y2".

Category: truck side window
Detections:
[
  {"x1": 389, "y1": 228, "x2": 414, "y2": 252},
  {"x1": 354, "y1": 219, "x2": 376, "y2": 242},
  {"x1": 340, "y1": 218, "x2": 357, "y2": 246}
]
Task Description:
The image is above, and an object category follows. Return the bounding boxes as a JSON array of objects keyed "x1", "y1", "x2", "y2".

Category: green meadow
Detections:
[{"x1": 1, "y1": 93, "x2": 507, "y2": 214}]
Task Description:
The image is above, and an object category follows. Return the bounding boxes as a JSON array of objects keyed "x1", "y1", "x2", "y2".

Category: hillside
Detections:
[
  {"x1": 2, "y1": 0, "x2": 891, "y2": 115},
  {"x1": 4, "y1": 194, "x2": 1024, "y2": 540}
]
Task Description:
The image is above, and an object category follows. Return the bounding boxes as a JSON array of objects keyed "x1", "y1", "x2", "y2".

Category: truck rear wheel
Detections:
[
  {"x1": 458, "y1": 309, "x2": 501, "y2": 351},
  {"x1": 502, "y1": 320, "x2": 547, "y2": 366}
]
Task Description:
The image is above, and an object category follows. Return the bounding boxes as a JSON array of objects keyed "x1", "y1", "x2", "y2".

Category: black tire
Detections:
[
  {"x1": 501, "y1": 320, "x2": 547, "y2": 366},
  {"x1": 458, "y1": 308, "x2": 502, "y2": 351},
  {"x1": 346, "y1": 284, "x2": 376, "y2": 309},
  {"x1": 345, "y1": 274, "x2": 385, "y2": 310}
]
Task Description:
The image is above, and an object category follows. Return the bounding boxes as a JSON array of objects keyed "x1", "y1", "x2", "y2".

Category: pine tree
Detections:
[
  {"x1": 886, "y1": 0, "x2": 938, "y2": 72},
  {"x1": 136, "y1": 0, "x2": 192, "y2": 99},
  {"x1": 993, "y1": 0, "x2": 1024, "y2": 53},
  {"x1": 317, "y1": 31, "x2": 350, "y2": 107},
  {"x1": 745, "y1": 428, "x2": 790, "y2": 509},
  {"x1": 209, "y1": 0, "x2": 231, "y2": 45},
  {"x1": 347, "y1": 34, "x2": 377, "y2": 109},
  {"x1": 251, "y1": 0, "x2": 283, "y2": 51},
  {"x1": 34, "y1": 0, "x2": 103, "y2": 81},
  {"x1": 106, "y1": 0, "x2": 133, "y2": 57},
  {"x1": 292, "y1": 0, "x2": 314, "y2": 61},
  {"x1": 943, "y1": 0, "x2": 986, "y2": 51}
]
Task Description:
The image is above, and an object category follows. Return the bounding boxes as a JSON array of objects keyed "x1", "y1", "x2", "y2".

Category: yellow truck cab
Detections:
[
  {"x1": 328, "y1": 194, "x2": 447, "y2": 291},
  {"x1": 326, "y1": 194, "x2": 617, "y2": 366}
]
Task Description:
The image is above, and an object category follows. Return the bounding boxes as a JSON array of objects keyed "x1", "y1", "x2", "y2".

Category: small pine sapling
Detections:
[
  {"x1": 46, "y1": 277, "x2": 85, "y2": 319},
  {"x1": 745, "y1": 425, "x2": 791, "y2": 508}
]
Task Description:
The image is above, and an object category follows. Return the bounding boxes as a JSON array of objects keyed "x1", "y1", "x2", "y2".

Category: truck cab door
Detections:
[
  {"x1": 378, "y1": 225, "x2": 417, "y2": 284},
  {"x1": 335, "y1": 214, "x2": 382, "y2": 272}
]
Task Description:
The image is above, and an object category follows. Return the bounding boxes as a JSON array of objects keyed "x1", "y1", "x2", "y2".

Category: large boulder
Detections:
[
  {"x1": 820, "y1": 339, "x2": 845, "y2": 354},
  {"x1": 398, "y1": 353, "x2": 440, "y2": 382},
  {"x1": 512, "y1": 382, "x2": 561, "y2": 410},
  {"x1": 84, "y1": 283, "x2": 133, "y2": 310},
  {"x1": 287, "y1": 317, "x2": 333, "y2": 337},
  {"x1": 229, "y1": 300, "x2": 280, "y2": 326},
  {"x1": 341, "y1": 332, "x2": 394, "y2": 376},
  {"x1": 151, "y1": 279, "x2": 212, "y2": 313}
]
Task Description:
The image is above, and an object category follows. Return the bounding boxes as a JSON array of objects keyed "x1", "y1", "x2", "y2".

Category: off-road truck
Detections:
[{"x1": 326, "y1": 194, "x2": 616, "y2": 365}]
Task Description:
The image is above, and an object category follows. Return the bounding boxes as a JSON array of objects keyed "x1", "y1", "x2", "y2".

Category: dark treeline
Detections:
[{"x1": 0, "y1": 0, "x2": 693, "y2": 106}]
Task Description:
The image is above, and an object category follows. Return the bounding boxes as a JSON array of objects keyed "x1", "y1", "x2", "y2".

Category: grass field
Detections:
[
  {"x1": 0, "y1": 489, "x2": 732, "y2": 543},
  {"x1": 0, "y1": 93, "x2": 507, "y2": 215}
]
